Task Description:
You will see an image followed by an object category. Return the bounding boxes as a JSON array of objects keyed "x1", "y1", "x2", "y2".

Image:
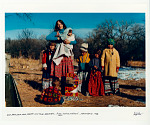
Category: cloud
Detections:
[{"x1": 5, "y1": 28, "x2": 94, "y2": 40}]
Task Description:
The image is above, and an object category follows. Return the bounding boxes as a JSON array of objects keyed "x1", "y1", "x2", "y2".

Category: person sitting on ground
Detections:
[{"x1": 40, "y1": 77, "x2": 64, "y2": 105}]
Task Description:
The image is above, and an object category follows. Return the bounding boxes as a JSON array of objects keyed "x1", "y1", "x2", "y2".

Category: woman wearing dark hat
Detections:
[{"x1": 101, "y1": 39, "x2": 120, "y2": 95}]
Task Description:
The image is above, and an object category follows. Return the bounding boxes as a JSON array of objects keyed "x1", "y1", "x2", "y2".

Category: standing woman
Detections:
[
  {"x1": 46, "y1": 20, "x2": 76, "y2": 95},
  {"x1": 101, "y1": 39, "x2": 120, "y2": 95}
]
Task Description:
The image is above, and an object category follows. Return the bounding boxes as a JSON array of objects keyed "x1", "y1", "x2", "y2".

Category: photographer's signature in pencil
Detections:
[{"x1": 133, "y1": 112, "x2": 143, "y2": 116}]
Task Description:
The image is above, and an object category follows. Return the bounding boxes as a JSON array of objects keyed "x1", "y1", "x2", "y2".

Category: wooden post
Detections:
[
  {"x1": 39, "y1": 50, "x2": 44, "y2": 64},
  {"x1": 5, "y1": 53, "x2": 11, "y2": 74}
]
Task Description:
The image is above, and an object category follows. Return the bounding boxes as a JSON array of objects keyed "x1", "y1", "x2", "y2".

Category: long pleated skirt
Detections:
[
  {"x1": 104, "y1": 76, "x2": 119, "y2": 94},
  {"x1": 50, "y1": 56, "x2": 74, "y2": 78}
]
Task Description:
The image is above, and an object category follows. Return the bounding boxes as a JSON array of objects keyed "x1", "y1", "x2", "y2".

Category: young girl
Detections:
[
  {"x1": 88, "y1": 50, "x2": 105, "y2": 96},
  {"x1": 77, "y1": 43, "x2": 90, "y2": 96},
  {"x1": 46, "y1": 20, "x2": 76, "y2": 95},
  {"x1": 42, "y1": 42, "x2": 56, "y2": 90},
  {"x1": 101, "y1": 39, "x2": 120, "y2": 95},
  {"x1": 40, "y1": 77, "x2": 64, "y2": 105}
]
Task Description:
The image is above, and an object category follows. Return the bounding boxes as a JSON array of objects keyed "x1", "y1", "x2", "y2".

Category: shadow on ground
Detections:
[
  {"x1": 34, "y1": 95, "x2": 41, "y2": 103},
  {"x1": 119, "y1": 85, "x2": 145, "y2": 91},
  {"x1": 24, "y1": 80, "x2": 42, "y2": 91},
  {"x1": 13, "y1": 71, "x2": 41, "y2": 75},
  {"x1": 12, "y1": 71, "x2": 28, "y2": 74},
  {"x1": 119, "y1": 92, "x2": 145, "y2": 103}
]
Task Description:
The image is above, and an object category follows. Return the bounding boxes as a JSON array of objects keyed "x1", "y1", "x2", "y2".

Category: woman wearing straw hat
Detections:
[{"x1": 101, "y1": 39, "x2": 120, "y2": 95}]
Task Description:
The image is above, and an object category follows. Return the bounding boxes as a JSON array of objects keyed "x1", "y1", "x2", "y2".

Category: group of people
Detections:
[
  {"x1": 77, "y1": 39, "x2": 120, "y2": 97},
  {"x1": 39, "y1": 19, "x2": 120, "y2": 105}
]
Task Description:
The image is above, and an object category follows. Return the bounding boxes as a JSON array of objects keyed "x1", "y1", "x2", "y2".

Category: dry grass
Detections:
[{"x1": 9, "y1": 58, "x2": 145, "y2": 107}]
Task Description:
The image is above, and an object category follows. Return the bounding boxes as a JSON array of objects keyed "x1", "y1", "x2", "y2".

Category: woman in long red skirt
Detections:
[{"x1": 46, "y1": 20, "x2": 76, "y2": 95}]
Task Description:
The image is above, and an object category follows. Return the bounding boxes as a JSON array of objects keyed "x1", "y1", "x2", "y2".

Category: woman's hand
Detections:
[
  {"x1": 102, "y1": 67, "x2": 104, "y2": 71},
  {"x1": 116, "y1": 68, "x2": 119, "y2": 73},
  {"x1": 116, "y1": 67, "x2": 119, "y2": 73},
  {"x1": 57, "y1": 37, "x2": 60, "y2": 40},
  {"x1": 56, "y1": 31, "x2": 60, "y2": 37},
  {"x1": 94, "y1": 65, "x2": 98, "y2": 69},
  {"x1": 64, "y1": 39, "x2": 70, "y2": 44}
]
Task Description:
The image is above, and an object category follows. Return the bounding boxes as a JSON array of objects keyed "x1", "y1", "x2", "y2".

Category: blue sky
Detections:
[{"x1": 5, "y1": 13, "x2": 145, "y2": 40}]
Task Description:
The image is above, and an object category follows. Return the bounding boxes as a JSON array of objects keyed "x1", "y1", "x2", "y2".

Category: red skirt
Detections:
[
  {"x1": 88, "y1": 70, "x2": 105, "y2": 96},
  {"x1": 51, "y1": 56, "x2": 74, "y2": 78}
]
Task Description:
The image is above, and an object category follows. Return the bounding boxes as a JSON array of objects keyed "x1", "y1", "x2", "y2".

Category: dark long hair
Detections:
[{"x1": 54, "y1": 20, "x2": 67, "y2": 31}]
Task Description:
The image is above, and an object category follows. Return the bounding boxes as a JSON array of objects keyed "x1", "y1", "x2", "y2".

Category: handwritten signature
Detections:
[{"x1": 133, "y1": 112, "x2": 143, "y2": 116}]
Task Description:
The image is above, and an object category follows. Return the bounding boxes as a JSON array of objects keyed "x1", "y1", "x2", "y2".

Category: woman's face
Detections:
[
  {"x1": 57, "y1": 21, "x2": 64, "y2": 30},
  {"x1": 95, "y1": 54, "x2": 99, "y2": 58},
  {"x1": 81, "y1": 51, "x2": 86, "y2": 56},
  {"x1": 50, "y1": 45, "x2": 55, "y2": 51},
  {"x1": 108, "y1": 44, "x2": 113, "y2": 49}
]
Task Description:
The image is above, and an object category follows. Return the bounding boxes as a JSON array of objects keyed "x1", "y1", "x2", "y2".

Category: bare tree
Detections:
[
  {"x1": 85, "y1": 20, "x2": 145, "y2": 65},
  {"x1": 18, "y1": 29, "x2": 35, "y2": 58},
  {"x1": 5, "y1": 13, "x2": 34, "y2": 25},
  {"x1": 73, "y1": 36, "x2": 84, "y2": 59}
]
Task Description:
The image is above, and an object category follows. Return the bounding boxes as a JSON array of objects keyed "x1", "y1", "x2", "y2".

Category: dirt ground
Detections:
[{"x1": 9, "y1": 58, "x2": 145, "y2": 107}]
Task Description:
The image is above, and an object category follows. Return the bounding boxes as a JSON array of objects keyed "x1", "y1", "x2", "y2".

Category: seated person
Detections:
[{"x1": 40, "y1": 77, "x2": 64, "y2": 105}]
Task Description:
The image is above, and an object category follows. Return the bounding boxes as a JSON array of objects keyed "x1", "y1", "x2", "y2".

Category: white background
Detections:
[{"x1": 0, "y1": 0, "x2": 150, "y2": 125}]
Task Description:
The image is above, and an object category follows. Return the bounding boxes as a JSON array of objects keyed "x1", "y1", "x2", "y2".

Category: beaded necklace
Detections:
[{"x1": 109, "y1": 48, "x2": 114, "y2": 61}]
